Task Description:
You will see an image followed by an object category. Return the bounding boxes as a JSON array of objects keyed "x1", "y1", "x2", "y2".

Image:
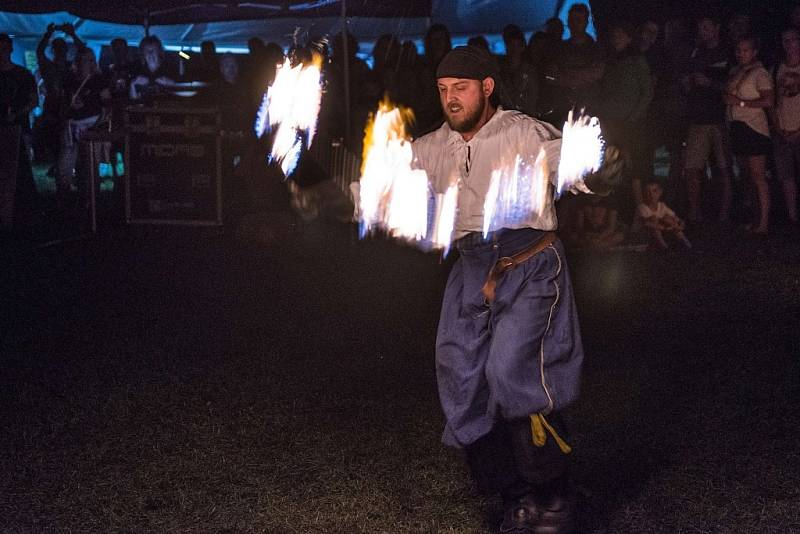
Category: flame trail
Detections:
[
  {"x1": 482, "y1": 148, "x2": 550, "y2": 237},
  {"x1": 253, "y1": 53, "x2": 323, "y2": 177},
  {"x1": 358, "y1": 98, "x2": 455, "y2": 250},
  {"x1": 556, "y1": 109, "x2": 605, "y2": 197}
]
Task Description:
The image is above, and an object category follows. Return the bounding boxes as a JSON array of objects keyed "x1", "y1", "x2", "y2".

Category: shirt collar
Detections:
[{"x1": 445, "y1": 106, "x2": 505, "y2": 146}]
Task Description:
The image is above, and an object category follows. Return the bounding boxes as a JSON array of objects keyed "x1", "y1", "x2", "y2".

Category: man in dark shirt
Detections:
[
  {"x1": 1, "y1": 33, "x2": 38, "y2": 226},
  {"x1": 681, "y1": 16, "x2": 732, "y2": 223}
]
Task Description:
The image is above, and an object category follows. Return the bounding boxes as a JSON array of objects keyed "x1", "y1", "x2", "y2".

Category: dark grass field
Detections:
[{"x1": 2, "y1": 220, "x2": 799, "y2": 533}]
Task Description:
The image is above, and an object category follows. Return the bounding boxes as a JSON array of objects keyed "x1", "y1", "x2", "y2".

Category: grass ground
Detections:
[{"x1": 1, "y1": 219, "x2": 799, "y2": 533}]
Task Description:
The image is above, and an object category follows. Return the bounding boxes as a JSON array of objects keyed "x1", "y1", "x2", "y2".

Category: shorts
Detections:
[
  {"x1": 684, "y1": 123, "x2": 729, "y2": 170},
  {"x1": 729, "y1": 121, "x2": 771, "y2": 157}
]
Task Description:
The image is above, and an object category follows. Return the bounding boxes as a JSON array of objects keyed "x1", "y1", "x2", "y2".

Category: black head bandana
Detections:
[{"x1": 436, "y1": 45, "x2": 500, "y2": 81}]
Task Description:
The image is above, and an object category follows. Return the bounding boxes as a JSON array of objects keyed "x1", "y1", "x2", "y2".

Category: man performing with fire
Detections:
[{"x1": 410, "y1": 46, "x2": 621, "y2": 534}]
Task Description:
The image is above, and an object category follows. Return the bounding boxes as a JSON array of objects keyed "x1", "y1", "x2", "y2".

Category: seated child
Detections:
[
  {"x1": 637, "y1": 180, "x2": 691, "y2": 250},
  {"x1": 571, "y1": 195, "x2": 626, "y2": 250}
]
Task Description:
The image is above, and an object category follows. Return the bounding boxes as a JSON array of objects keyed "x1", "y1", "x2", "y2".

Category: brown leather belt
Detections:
[{"x1": 481, "y1": 231, "x2": 557, "y2": 303}]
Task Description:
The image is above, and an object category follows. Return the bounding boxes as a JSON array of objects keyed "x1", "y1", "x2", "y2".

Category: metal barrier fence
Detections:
[{"x1": 308, "y1": 134, "x2": 361, "y2": 200}]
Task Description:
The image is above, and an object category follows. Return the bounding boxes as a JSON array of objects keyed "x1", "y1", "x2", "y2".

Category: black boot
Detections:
[
  {"x1": 501, "y1": 415, "x2": 578, "y2": 534},
  {"x1": 464, "y1": 422, "x2": 530, "y2": 503}
]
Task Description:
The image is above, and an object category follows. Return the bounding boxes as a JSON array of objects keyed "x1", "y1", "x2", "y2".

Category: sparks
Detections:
[
  {"x1": 482, "y1": 148, "x2": 551, "y2": 237},
  {"x1": 255, "y1": 53, "x2": 324, "y2": 177},
  {"x1": 556, "y1": 109, "x2": 605, "y2": 197},
  {"x1": 357, "y1": 98, "x2": 455, "y2": 250}
]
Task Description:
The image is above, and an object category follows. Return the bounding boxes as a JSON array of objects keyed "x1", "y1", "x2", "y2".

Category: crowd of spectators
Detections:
[{"x1": 2, "y1": 3, "x2": 800, "y2": 248}]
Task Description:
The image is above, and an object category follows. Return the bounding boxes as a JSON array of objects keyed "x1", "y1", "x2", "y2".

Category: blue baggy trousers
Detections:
[{"x1": 437, "y1": 228, "x2": 584, "y2": 448}]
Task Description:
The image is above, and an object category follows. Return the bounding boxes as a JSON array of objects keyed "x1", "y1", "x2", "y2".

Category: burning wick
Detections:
[
  {"x1": 254, "y1": 52, "x2": 323, "y2": 177},
  {"x1": 556, "y1": 109, "x2": 605, "y2": 197},
  {"x1": 357, "y1": 98, "x2": 455, "y2": 252}
]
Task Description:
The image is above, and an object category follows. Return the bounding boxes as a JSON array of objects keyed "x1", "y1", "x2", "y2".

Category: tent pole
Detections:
[{"x1": 341, "y1": 0, "x2": 351, "y2": 144}]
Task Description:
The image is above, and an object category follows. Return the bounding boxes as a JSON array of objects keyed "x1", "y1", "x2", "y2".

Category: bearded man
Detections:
[{"x1": 411, "y1": 45, "x2": 620, "y2": 534}]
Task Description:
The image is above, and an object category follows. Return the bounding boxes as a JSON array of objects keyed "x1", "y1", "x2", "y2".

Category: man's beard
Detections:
[{"x1": 444, "y1": 97, "x2": 486, "y2": 133}]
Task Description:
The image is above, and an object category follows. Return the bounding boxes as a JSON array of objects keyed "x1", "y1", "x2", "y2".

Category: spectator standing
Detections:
[
  {"x1": 58, "y1": 47, "x2": 109, "y2": 210},
  {"x1": 129, "y1": 36, "x2": 175, "y2": 100},
  {"x1": 36, "y1": 23, "x2": 84, "y2": 166},
  {"x1": 104, "y1": 38, "x2": 132, "y2": 130},
  {"x1": 0, "y1": 32, "x2": 38, "y2": 226},
  {"x1": 656, "y1": 17, "x2": 693, "y2": 204},
  {"x1": 542, "y1": 3, "x2": 604, "y2": 127},
  {"x1": 637, "y1": 20, "x2": 666, "y2": 193},
  {"x1": 319, "y1": 32, "x2": 369, "y2": 150},
  {"x1": 369, "y1": 34, "x2": 401, "y2": 105},
  {"x1": 415, "y1": 24, "x2": 452, "y2": 132},
  {"x1": 792, "y1": 5, "x2": 800, "y2": 32},
  {"x1": 202, "y1": 53, "x2": 248, "y2": 130},
  {"x1": 393, "y1": 41, "x2": 427, "y2": 130},
  {"x1": 726, "y1": 12, "x2": 752, "y2": 49},
  {"x1": 681, "y1": 15, "x2": 732, "y2": 224},
  {"x1": 598, "y1": 20, "x2": 654, "y2": 214},
  {"x1": 528, "y1": 18, "x2": 564, "y2": 69},
  {"x1": 467, "y1": 36, "x2": 490, "y2": 53},
  {"x1": 725, "y1": 36, "x2": 774, "y2": 235},
  {"x1": 189, "y1": 40, "x2": 220, "y2": 83},
  {"x1": 772, "y1": 28, "x2": 800, "y2": 225},
  {"x1": 105, "y1": 38, "x2": 132, "y2": 98},
  {"x1": 500, "y1": 24, "x2": 538, "y2": 117}
]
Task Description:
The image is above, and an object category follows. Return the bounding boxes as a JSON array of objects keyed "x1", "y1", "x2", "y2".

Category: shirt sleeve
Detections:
[
  {"x1": 514, "y1": 118, "x2": 571, "y2": 190},
  {"x1": 411, "y1": 136, "x2": 446, "y2": 195},
  {"x1": 755, "y1": 68, "x2": 773, "y2": 92},
  {"x1": 637, "y1": 203, "x2": 652, "y2": 218},
  {"x1": 629, "y1": 57, "x2": 654, "y2": 123}
]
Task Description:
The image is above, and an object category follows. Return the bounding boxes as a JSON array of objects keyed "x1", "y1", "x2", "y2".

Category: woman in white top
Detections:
[
  {"x1": 725, "y1": 35, "x2": 774, "y2": 234},
  {"x1": 771, "y1": 28, "x2": 800, "y2": 224}
]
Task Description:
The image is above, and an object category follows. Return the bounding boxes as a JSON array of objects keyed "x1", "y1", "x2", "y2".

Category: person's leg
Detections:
[
  {"x1": 464, "y1": 420, "x2": 530, "y2": 504},
  {"x1": 789, "y1": 142, "x2": 800, "y2": 223},
  {"x1": 683, "y1": 125, "x2": 711, "y2": 222},
  {"x1": 435, "y1": 250, "x2": 497, "y2": 448},
  {"x1": 647, "y1": 227, "x2": 669, "y2": 249},
  {"x1": 710, "y1": 124, "x2": 732, "y2": 222},
  {"x1": 56, "y1": 122, "x2": 78, "y2": 203},
  {"x1": 748, "y1": 155, "x2": 770, "y2": 233},
  {"x1": 486, "y1": 239, "x2": 583, "y2": 532},
  {"x1": 774, "y1": 137, "x2": 798, "y2": 223}
]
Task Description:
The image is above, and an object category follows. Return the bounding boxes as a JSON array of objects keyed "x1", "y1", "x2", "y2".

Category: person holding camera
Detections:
[{"x1": 36, "y1": 22, "x2": 86, "y2": 197}]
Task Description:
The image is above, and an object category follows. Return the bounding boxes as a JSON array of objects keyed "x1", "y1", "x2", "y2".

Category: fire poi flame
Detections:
[
  {"x1": 358, "y1": 103, "x2": 606, "y2": 252},
  {"x1": 254, "y1": 52, "x2": 324, "y2": 177},
  {"x1": 482, "y1": 148, "x2": 551, "y2": 237},
  {"x1": 556, "y1": 109, "x2": 605, "y2": 197},
  {"x1": 357, "y1": 98, "x2": 458, "y2": 251}
]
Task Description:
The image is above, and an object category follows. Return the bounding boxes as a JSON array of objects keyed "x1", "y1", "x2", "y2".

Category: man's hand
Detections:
[
  {"x1": 584, "y1": 145, "x2": 623, "y2": 196},
  {"x1": 724, "y1": 93, "x2": 741, "y2": 106}
]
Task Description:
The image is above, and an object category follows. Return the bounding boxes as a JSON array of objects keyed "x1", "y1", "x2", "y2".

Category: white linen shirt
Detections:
[{"x1": 411, "y1": 108, "x2": 582, "y2": 239}]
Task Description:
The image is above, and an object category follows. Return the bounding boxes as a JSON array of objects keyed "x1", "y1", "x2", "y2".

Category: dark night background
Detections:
[{"x1": 2, "y1": 1, "x2": 800, "y2": 533}]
